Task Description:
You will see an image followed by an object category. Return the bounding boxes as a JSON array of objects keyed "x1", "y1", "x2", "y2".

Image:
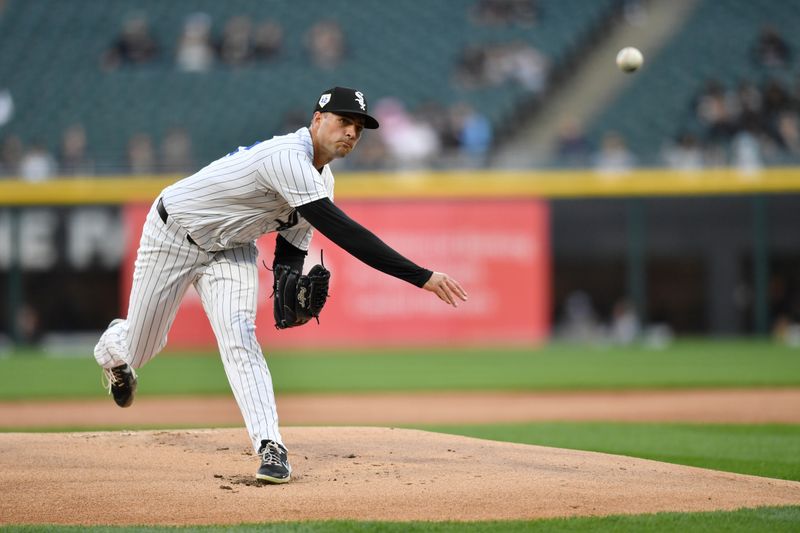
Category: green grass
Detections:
[
  {"x1": 2, "y1": 506, "x2": 800, "y2": 531},
  {"x1": 413, "y1": 421, "x2": 800, "y2": 481},
  {"x1": 1, "y1": 340, "x2": 799, "y2": 400}
]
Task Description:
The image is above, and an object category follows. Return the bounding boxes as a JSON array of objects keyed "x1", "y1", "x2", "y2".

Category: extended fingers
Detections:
[
  {"x1": 423, "y1": 272, "x2": 468, "y2": 307},
  {"x1": 438, "y1": 276, "x2": 468, "y2": 307},
  {"x1": 446, "y1": 277, "x2": 469, "y2": 301}
]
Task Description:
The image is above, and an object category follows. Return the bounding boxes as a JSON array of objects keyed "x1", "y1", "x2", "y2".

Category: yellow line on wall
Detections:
[{"x1": 1, "y1": 168, "x2": 800, "y2": 205}]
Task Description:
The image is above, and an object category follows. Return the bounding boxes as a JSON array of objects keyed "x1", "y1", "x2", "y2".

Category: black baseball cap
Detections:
[{"x1": 314, "y1": 87, "x2": 380, "y2": 129}]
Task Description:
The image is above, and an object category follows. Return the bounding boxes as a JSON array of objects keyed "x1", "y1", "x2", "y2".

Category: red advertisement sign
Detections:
[{"x1": 123, "y1": 199, "x2": 550, "y2": 349}]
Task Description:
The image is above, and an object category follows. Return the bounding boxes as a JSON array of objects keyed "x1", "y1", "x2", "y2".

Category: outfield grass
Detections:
[
  {"x1": 1, "y1": 340, "x2": 799, "y2": 400},
  {"x1": 414, "y1": 421, "x2": 800, "y2": 482},
  {"x1": 2, "y1": 506, "x2": 800, "y2": 532}
]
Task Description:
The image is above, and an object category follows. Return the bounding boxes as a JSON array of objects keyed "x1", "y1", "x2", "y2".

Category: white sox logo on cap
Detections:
[
  {"x1": 354, "y1": 91, "x2": 366, "y2": 111},
  {"x1": 314, "y1": 86, "x2": 380, "y2": 129}
]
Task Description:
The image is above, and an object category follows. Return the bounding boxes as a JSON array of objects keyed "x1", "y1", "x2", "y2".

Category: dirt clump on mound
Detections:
[{"x1": 1, "y1": 427, "x2": 799, "y2": 525}]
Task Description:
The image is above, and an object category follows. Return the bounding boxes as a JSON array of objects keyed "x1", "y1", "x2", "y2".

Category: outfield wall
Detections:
[{"x1": 1, "y1": 168, "x2": 799, "y2": 345}]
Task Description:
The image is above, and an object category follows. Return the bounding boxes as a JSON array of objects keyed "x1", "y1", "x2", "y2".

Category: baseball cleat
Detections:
[
  {"x1": 102, "y1": 364, "x2": 138, "y2": 408},
  {"x1": 256, "y1": 439, "x2": 292, "y2": 483}
]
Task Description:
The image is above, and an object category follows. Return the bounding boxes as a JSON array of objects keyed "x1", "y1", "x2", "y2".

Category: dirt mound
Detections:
[{"x1": 2, "y1": 427, "x2": 799, "y2": 525}]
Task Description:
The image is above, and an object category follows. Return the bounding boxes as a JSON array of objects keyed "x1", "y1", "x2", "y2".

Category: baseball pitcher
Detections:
[{"x1": 93, "y1": 87, "x2": 468, "y2": 483}]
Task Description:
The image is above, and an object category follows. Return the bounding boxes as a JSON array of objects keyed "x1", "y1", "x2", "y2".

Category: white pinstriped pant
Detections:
[{"x1": 94, "y1": 199, "x2": 282, "y2": 451}]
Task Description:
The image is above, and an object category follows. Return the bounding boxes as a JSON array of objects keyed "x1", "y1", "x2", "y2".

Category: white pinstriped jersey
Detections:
[{"x1": 161, "y1": 127, "x2": 333, "y2": 252}]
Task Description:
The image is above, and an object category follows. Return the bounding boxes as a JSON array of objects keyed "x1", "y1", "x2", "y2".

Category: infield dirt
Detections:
[
  {"x1": 2, "y1": 426, "x2": 800, "y2": 525},
  {"x1": 2, "y1": 389, "x2": 800, "y2": 525}
]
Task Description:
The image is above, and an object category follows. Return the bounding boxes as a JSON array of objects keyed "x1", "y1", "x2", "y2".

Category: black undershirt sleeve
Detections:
[
  {"x1": 272, "y1": 234, "x2": 306, "y2": 273},
  {"x1": 296, "y1": 197, "x2": 433, "y2": 288}
]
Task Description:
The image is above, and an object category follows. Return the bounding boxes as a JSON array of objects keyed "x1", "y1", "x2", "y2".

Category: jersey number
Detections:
[{"x1": 276, "y1": 210, "x2": 299, "y2": 231}]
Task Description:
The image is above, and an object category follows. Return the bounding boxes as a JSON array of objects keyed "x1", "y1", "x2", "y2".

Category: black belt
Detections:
[{"x1": 157, "y1": 198, "x2": 197, "y2": 245}]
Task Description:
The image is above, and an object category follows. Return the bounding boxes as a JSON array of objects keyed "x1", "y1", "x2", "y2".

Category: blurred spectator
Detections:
[
  {"x1": 176, "y1": 12, "x2": 214, "y2": 72},
  {"x1": 0, "y1": 134, "x2": 22, "y2": 176},
  {"x1": 450, "y1": 103, "x2": 493, "y2": 167},
  {"x1": 593, "y1": 131, "x2": 635, "y2": 174},
  {"x1": 610, "y1": 299, "x2": 640, "y2": 345},
  {"x1": 662, "y1": 132, "x2": 703, "y2": 171},
  {"x1": 769, "y1": 273, "x2": 800, "y2": 345},
  {"x1": 16, "y1": 303, "x2": 42, "y2": 347},
  {"x1": 160, "y1": 127, "x2": 193, "y2": 173},
  {"x1": 622, "y1": 0, "x2": 648, "y2": 27},
  {"x1": 0, "y1": 88, "x2": 13, "y2": 127},
  {"x1": 773, "y1": 315, "x2": 800, "y2": 347},
  {"x1": 373, "y1": 98, "x2": 441, "y2": 170},
  {"x1": 218, "y1": 15, "x2": 254, "y2": 67},
  {"x1": 501, "y1": 41, "x2": 548, "y2": 93},
  {"x1": 555, "y1": 117, "x2": 591, "y2": 166},
  {"x1": 733, "y1": 80, "x2": 762, "y2": 122},
  {"x1": 417, "y1": 101, "x2": 458, "y2": 153},
  {"x1": 253, "y1": 20, "x2": 284, "y2": 61},
  {"x1": 776, "y1": 111, "x2": 800, "y2": 154},
  {"x1": 761, "y1": 78, "x2": 791, "y2": 121},
  {"x1": 472, "y1": 0, "x2": 539, "y2": 27},
  {"x1": 59, "y1": 123, "x2": 93, "y2": 175},
  {"x1": 731, "y1": 126, "x2": 763, "y2": 175},
  {"x1": 102, "y1": 13, "x2": 159, "y2": 70},
  {"x1": 305, "y1": 20, "x2": 346, "y2": 69},
  {"x1": 792, "y1": 74, "x2": 800, "y2": 109},
  {"x1": 19, "y1": 143, "x2": 57, "y2": 181},
  {"x1": 558, "y1": 291, "x2": 603, "y2": 342},
  {"x1": 455, "y1": 46, "x2": 488, "y2": 88},
  {"x1": 128, "y1": 133, "x2": 156, "y2": 174},
  {"x1": 694, "y1": 79, "x2": 735, "y2": 143},
  {"x1": 456, "y1": 42, "x2": 548, "y2": 94},
  {"x1": 747, "y1": 79, "x2": 788, "y2": 151},
  {"x1": 752, "y1": 25, "x2": 791, "y2": 68}
]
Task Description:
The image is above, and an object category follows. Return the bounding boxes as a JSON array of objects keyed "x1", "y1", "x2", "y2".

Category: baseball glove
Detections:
[{"x1": 273, "y1": 263, "x2": 331, "y2": 329}]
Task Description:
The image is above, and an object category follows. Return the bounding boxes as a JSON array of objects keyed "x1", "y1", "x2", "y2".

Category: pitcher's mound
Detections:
[{"x1": 2, "y1": 427, "x2": 799, "y2": 525}]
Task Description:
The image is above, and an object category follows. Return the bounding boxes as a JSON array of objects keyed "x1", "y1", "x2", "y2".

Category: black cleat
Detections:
[
  {"x1": 102, "y1": 364, "x2": 137, "y2": 408},
  {"x1": 256, "y1": 439, "x2": 292, "y2": 483}
]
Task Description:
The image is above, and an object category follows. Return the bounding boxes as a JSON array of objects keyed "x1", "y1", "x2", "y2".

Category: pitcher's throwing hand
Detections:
[{"x1": 423, "y1": 272, "x2": 468, "y2": 307}]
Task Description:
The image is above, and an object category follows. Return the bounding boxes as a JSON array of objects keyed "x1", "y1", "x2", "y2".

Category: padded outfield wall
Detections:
[{"x1": 1, "y1": 168, "x2": 799, "y2": 346}]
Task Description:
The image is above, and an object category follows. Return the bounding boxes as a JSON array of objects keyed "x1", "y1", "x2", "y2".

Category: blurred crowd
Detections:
[
  {"x1": 668, "y1": 26, "x2": 798, "y2": 171},
  {"x1": 4, "y1": 3, "x2": 799, "y2": 178},
  {"x1": 100, "y1": 11, "x2": 339, "y2": 72},
  {"x1": 338, "y1": 99, "x2": 494, "y2": 171},
  {"x1": 550, "y1": 25, "x2": 800, "y2": 173},
  {"x1": 0, "y1": 101, "x2": 494, "y2": 179},
  {"x1": 0, "y1": 125, "x2": 194, "y2": 180},
  {"x1": 2, "y1": 2, "x2": 550, "y2": 178},
  {"x1": 678, "y1": 75, "x2": 800, "y2": 170}
]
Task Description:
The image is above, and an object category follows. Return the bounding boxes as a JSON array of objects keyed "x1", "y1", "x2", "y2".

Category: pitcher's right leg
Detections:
[{"x1": 94, "y1": 200, "x2": 209, "y2": 406}]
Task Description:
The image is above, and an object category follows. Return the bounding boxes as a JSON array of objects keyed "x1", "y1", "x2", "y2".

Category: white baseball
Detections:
[{"x1": 616, "y1": 47, "x2": 643, "y2": 73}]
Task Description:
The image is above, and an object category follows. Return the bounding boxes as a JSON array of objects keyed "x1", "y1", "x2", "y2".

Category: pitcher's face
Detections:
[{"x1": 310, "y1": 111, "x2": 365, "y2": 163}]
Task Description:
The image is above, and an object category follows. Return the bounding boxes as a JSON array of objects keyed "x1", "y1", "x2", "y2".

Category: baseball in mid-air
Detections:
[{"x1": 616, "y1": 46, "x2": 643, "y2": 73}]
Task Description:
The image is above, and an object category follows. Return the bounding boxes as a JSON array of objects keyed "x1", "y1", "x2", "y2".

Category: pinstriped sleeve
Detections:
[{"x1": 265, "y1": 150, "x2": 330, "y2": 208}]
